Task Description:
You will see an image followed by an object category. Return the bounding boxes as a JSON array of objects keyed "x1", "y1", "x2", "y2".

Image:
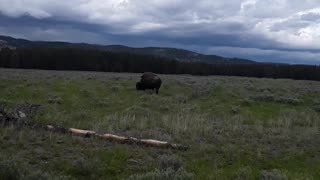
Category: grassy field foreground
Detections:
[{"x1": 0, "y1": 68, "x2": 320, "y2": 179}]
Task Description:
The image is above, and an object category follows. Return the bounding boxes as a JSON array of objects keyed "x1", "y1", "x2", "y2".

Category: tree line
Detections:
[{"x1": 0, "y1": 47, "x2": 319, "y2": 81}]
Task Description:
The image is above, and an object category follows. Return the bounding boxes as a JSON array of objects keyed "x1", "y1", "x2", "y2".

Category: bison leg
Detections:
[{"x1": 156, "y1": 88, "x2": 159, "y2": 94}]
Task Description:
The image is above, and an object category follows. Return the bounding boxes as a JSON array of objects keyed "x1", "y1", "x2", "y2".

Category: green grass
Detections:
[{"x1": 0, "y1": 68, "x2": 320, "y2": 179}]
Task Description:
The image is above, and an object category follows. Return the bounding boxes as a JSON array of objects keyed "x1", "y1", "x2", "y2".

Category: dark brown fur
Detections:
[{"x1": 136, "y1": 72, "x2": 162, "y2": 94}]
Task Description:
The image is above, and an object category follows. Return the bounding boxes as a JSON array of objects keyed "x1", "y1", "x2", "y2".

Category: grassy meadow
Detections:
[{"x1": 0, "y1": 68, "x2": 320, "y2": 179}]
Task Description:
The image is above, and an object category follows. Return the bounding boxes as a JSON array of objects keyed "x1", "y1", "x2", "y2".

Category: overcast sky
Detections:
[{"x1": 0, "y1": 0, "x2": 320, "y2": 64}]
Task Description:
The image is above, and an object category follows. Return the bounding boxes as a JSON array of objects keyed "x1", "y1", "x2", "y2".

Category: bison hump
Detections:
[{"x1": 141, "y1": 72, "x2": 156, "y2": 78}]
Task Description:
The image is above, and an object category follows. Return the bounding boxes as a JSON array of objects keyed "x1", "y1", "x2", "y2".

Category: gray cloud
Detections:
[
  {"x1": 207, "y1": 46, "x2": 320, "y2": 65},
  {"x1": 0, "y1": 0, "x2": 319, "y2": 64},
  {"x1": 300, "y1": 12, "x2": 320, "y2": 22}
]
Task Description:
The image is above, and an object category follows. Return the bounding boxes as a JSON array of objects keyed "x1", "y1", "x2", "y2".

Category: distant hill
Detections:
[
  {"x1": 0, "y1": 35, "x2": 257, "y2": 64},
  {"x1": 0, "y1": 38, "x2": 15, "y2": 49},
  {"x1": 103, "y1": 46, "x2": 257, "y2": 64}
]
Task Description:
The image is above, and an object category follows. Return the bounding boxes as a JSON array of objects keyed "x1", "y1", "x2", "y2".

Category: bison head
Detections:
[{"x1": 136, "y1": 82, "x2": 144, "y2": 91}]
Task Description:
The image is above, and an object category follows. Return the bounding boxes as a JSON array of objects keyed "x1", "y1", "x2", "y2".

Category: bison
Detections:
[{"x1": 136, "y1": 72, "x2": 162, "y2": 94}]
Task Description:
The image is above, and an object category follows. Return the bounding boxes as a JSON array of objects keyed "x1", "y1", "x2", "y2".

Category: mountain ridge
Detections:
[{"x1": 0, "y1": 35, "x2": 257, "y2": 64}]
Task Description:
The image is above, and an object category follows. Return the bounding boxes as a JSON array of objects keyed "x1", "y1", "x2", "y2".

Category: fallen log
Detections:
[
  {"x1": 100, "y1": 133, "x2": 131, "y2": 142},
  {"x1": 0, "y1": 103, "x2": 188, "y2": 150},
  {"x1": 69, "y1": 128, "x2": 96, "y2": 137},
  {"x1": 68, "y1": 128, "x2": 189, "y2": 151}
]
